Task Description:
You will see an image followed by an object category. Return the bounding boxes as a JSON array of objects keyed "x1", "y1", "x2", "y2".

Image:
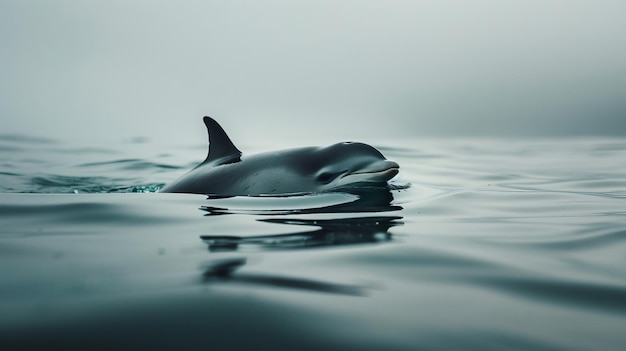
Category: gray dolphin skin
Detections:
[{"x1": 160, "y1": 117, "x2": 399, "y2": 196}]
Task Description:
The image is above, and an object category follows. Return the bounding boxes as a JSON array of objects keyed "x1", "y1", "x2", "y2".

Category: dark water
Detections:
[{"x1": 1, "y1": 135, "x2": 625, "y2": 350}]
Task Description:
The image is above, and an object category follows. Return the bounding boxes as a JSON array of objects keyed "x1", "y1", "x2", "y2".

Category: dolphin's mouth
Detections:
[{"x1": 338, "y1": 160, "x2": 399, "y2": 185}]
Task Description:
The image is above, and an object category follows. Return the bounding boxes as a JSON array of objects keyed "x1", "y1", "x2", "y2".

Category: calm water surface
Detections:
[{"x1": 1, "y1": 135, "x2": 625, "y2": 350}]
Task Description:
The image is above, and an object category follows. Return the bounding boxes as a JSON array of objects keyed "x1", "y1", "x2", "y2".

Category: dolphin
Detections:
[{"x1": 160, "y1": 117, "x2": 399, "y2": 196}]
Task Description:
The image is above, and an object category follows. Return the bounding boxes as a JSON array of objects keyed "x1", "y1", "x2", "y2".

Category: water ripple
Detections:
[
  {"x1": 2, "y1": 137, "x2": 626, "y2": 349},
  {"x1": 201, "y1": 216, "x2": 402, "y2": 252},
  {"x1": 0, "y1": 134, "x2": 57, "y2": 144},
  {"x1": 79, "y1": 158, "x2": 183, "y2": 170},
  {"x1": 474, "y1": 276, "x2": 626, "y2": 315},
  {"x1": 28, "y1": 174, "x2": 163, "y2": 194}
]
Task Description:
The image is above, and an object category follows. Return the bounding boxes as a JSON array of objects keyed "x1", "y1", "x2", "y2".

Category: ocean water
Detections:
[{"x1": 1, "y1": 134, "x2": 625, "y2": 350}]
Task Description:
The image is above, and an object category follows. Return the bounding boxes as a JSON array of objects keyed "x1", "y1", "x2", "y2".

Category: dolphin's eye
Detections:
[{"x1": 317, "y1": 171, "x2": 339, "y2": 184}]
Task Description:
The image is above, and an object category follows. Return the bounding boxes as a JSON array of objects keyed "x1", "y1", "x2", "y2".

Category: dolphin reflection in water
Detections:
[
  {"x1": 161, "y1": 116, "x2": 400, "y2": 196},
  {"x1": 201, "y1": 215, "x2": 402, "y2": 252},
  {"x1": 199, "y1": 216, "x2": 403, "y2": 296}
]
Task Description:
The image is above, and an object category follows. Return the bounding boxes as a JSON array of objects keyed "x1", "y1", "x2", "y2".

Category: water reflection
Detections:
[
  {"x1": 198, "y1": 189, "x2": 403, "y2": 295},
  {"x1": 198, "y1": 188, "x2": 403, "y2": 296},
  {"x1": 200, "y1": 187, "x2": 404, "y2": 215},
  {"x1": 201, "y1": 216, "x2": 402, "y2": 252},
  {"x1": 200, "y1": 257, "x2": 368, "y2": 296}
]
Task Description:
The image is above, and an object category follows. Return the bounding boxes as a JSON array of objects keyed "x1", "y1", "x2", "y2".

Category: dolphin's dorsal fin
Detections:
[{"x1": 201, "y1": 116, "x2": 241, "y2": 165}]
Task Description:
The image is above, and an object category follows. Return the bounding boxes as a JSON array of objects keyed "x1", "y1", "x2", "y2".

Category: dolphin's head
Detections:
[{"x1": 310, "y1": 142, "x2": 399, "y2": 191}]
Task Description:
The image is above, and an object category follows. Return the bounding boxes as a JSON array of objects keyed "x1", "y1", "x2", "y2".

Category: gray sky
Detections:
[{"x1": 1, "y1": 0, "x2": 625, "y2": 144}]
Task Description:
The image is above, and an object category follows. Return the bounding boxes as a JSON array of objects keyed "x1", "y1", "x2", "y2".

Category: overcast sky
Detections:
[{"x1": 1, "y1": 0, "x2": 625, "y2": 145}]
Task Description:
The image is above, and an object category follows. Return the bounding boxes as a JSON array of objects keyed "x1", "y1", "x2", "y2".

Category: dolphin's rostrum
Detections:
[{"x1": 160, "y1": 117, "x2": 399, "y2": 196}]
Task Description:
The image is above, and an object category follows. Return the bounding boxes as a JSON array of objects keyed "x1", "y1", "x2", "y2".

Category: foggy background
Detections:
[{"x1": 1, "y1": 0, "x2": 625, "y2": 145}]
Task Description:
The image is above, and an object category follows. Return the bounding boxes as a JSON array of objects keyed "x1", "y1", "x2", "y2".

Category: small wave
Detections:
[
  {"x1": 0, "y1": 171, "x2": 22, "y2": 176},
  {"x1": 474, "y1": 275, "x2": 626, "y2": 315},
  {"x1": 0, "y1": 134, "x2": 57, "y2": 144},
  {"x1": 105, "y1": 184, "x2": 165, "y2": 193},
  {"x1": 520, "y1": 228, "x2": 626, "y2": 251},
  {"x1": 31, "y1": 175, "x2": 105, "y2": 187},
  {"x1": 497, "y1": 184, "x2": 626, "y2": 199},
  {"x1": 0, "y1": 145, "x2": 21, "y2": 152},
  {"x1": 51, "y1": 147, "x2": 119, "y2": 155},
  {"x1": 28, "y1": 174, "x2": 163, "y2": 194},
  {"x1": 79, "y1": 158, "x2": 183, "y2": 171}
]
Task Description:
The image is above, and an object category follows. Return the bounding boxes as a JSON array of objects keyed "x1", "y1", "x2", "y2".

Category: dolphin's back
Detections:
[{"x1": 161, "y1": 148, "x2": 318, "y2": 195}]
